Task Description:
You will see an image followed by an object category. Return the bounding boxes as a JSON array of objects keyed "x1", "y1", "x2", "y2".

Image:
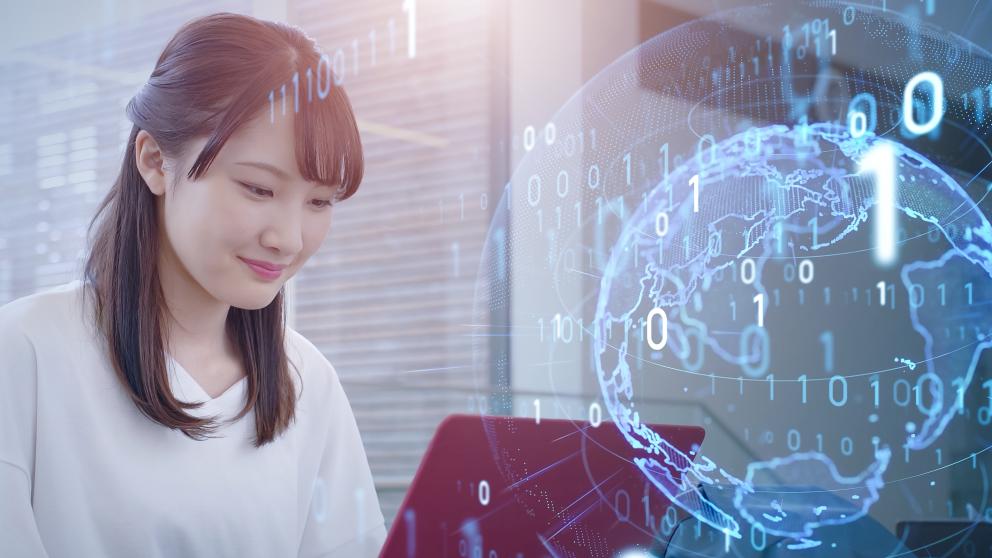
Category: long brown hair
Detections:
[{"x1": 84, "y1": 12, "x2": 363, "y2": 446}]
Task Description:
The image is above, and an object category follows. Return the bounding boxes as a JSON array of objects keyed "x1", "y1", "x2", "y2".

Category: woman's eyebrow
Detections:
[
  {"x1": 234, "y1": 161, "x2": 290, "y2": 180},
  {"x1": 235, "y1": 161, "x2": 334, "y2": 190}
]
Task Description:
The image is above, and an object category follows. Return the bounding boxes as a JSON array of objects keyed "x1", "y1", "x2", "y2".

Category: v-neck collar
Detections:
[{"x1": 165, "y1": 353, "x2": 248, "y2": 417}]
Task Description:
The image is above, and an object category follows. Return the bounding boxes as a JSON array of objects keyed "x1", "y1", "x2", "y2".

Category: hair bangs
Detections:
[
  {"x1": 295, "y1": 81, "x2": 364, "y2": 202},
  {"x1": 184, "y1": 62, "x2": 286, "y2": 181}
]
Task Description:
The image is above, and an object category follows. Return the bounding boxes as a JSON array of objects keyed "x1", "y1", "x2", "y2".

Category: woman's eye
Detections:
[
  {"x1": 240, "y1": 182, "x2": 272, "y2": 197},
  {"x1": 239, "y1": 181, "x2": 334, "y2": 208}
]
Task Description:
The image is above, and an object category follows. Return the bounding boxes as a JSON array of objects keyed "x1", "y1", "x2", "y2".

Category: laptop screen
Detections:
[{"x1": 380, "y1": 414, "x2": 705, "y2": 558}]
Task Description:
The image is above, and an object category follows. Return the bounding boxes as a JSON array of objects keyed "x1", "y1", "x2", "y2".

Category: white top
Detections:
[{"x1": 0, "y1": 280, "x2": 386, "y2": 558}]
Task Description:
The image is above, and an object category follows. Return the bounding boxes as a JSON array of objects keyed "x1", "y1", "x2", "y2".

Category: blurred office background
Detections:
[{"x1": 4, "y1": 0, "x2": 992, "y2": 530}]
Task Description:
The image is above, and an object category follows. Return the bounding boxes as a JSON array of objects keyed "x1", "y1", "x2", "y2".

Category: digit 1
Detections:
[
  {"x1": 690, "y1": 174, "x2": 700, "y2": 212},
  {"x1": 533, "y1": 398, "x2": 541, "y2": 424},
  {"x1": 753, "y1": 293, "x2": 764, "y2": 327},
  {"x1": 798, "y1": 374, "x2": 808, "y2": 403},
  {"x1": 819, "y1": 330, "x2": 834, "y2": 372},
  {"x1": 767, "y1": 374, "x2": 775, "y2": 400},
  {"x1": 305, "y1": 67, "x2": 313, "y2": 103},
  {"x1": 876, "y1": 281, "x2": 886, "y2": 306},
  {"x1": 623, "y1": 152, "x2": 632, "y2": 185},
  {"x1": 952, "y1": 377, "x2": 965, "y2": 414},
  {"x1": 402, "y1": 0, "x2": 417, "y2": 58},
  {"x1": 870, "y1": 378, "x2": 880, "y2": 407},
  {"x1": 659, "y1": 143, "x2": 669, "y2": 186},
  {"x1": 966, "y1": 282, "x2": 974, "y2": 305},
  {"x1": 860, "y1": 143, "x2": 897, "y2": 266},
  {"x1": 292, "y1": 71, "x2": 300, "y2": 113}
]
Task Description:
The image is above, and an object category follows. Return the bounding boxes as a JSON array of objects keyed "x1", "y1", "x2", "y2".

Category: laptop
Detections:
[{"x1": 379, "y1": 413, "x2": 705, "y2": 558}]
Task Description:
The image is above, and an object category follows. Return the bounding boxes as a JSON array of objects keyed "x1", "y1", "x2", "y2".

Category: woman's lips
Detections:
[{"x1": 241, "y1": 260, "x2": 282, "y2": 280}]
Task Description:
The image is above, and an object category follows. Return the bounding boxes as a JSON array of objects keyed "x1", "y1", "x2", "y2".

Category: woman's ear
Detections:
[{"x1": 134, "y1": 130, "x2": 168, "y2": 196}]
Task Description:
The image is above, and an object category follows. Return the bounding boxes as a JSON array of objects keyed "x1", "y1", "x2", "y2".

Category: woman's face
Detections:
[{"x1": 141, "y1": 111, "x2": 338, "y2": 310}]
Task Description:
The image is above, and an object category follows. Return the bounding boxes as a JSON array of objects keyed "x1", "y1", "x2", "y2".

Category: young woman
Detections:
[{"x1": 0, "y1": 12, "x2": 385, "y2": 558}]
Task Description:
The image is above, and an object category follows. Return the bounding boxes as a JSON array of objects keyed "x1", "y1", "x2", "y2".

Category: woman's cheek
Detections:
[
  {"x1": 217, "y1": 196, "x2": 266, "y2": 242},
  {"x1": 302, "y1": 216, "x2": 332, "y2": 255}
]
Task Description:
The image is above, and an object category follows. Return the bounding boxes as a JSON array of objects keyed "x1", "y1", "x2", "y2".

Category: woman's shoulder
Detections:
[
  {"x1": 0, "y1": 281, "x2": 89, "y2": 383},
  {"x1": 0, "y1": 280, "x2": 88, "y2": 339},
  {"x1": 283, "y1": 326, "x2": 343, "y2": 393}
]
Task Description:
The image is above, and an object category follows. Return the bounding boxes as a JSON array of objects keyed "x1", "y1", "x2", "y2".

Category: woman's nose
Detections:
[{"x1": 259, "y1": 207, "x2": 304, "y2": 256}]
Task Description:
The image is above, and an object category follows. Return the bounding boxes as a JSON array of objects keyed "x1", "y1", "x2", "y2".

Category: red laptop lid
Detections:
[{"x1": 380, "y1": 414, "x2": 705, "y2": 558}]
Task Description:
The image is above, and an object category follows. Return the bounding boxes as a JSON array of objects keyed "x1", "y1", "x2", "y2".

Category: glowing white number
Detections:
[
  {"x1": 848, "y1": 110, "x2": 867, "y2": 138},
  {"x1": 317, "y1": 54, "x2": 332, "y2": 100},
  {"x1": 876, "y1": 280, "x2": 887, "y2": 306},
  {"x1": 829, "y1": 375, "x2": 848, "y2": 406},
  {"x1": 646, "y1": 307, "x2": 669, "y2": 351},
  {"x1": 798, "y1": 259, "x2": 814, "y2": 284},
  {"x1": 556, "y1": 170, "x2": 569, "y2": 197},
  {"x1": 527, "y1": 175, "x2": 541, "y2": 206},
  {"x1": 740, "y1": 258, "x2": 756, "y2": 285},
  {"x1": 903, "y1": 71, "x2": 943, "y2": 135},
  {"x1": 523, "y1": 126, "x2": 536, "y2": 151},
  {"x1": 588, "y1": 164, "x2": 601, "y2": 189},
  {"x1": 655, "y1": 212, "x2": 669, "y2": 237},
  {"x1": 332, "y1": 49, "x2": 345, "y2": 85},
  {"x1": 478, "y1": 480, "x2": 490, "y2": 506},
  {"x1": 544, "y1": 122, "x2": 557, "y2": 145},
  {"x1": 588, "y1": 402, "x2": 602, "y2": 427},
  {"x1": 402, "y1": 0, "x2": 417, "y2": 58},
  {"x1": 753, "y1": 293, "x2": 765, "y2": 327},
  {"x1": 860, "y1": 143, "x2": 897, "y2": 266},
  {"x1": 690, "y1": 174, "x2": 700, "y2": 212}
]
